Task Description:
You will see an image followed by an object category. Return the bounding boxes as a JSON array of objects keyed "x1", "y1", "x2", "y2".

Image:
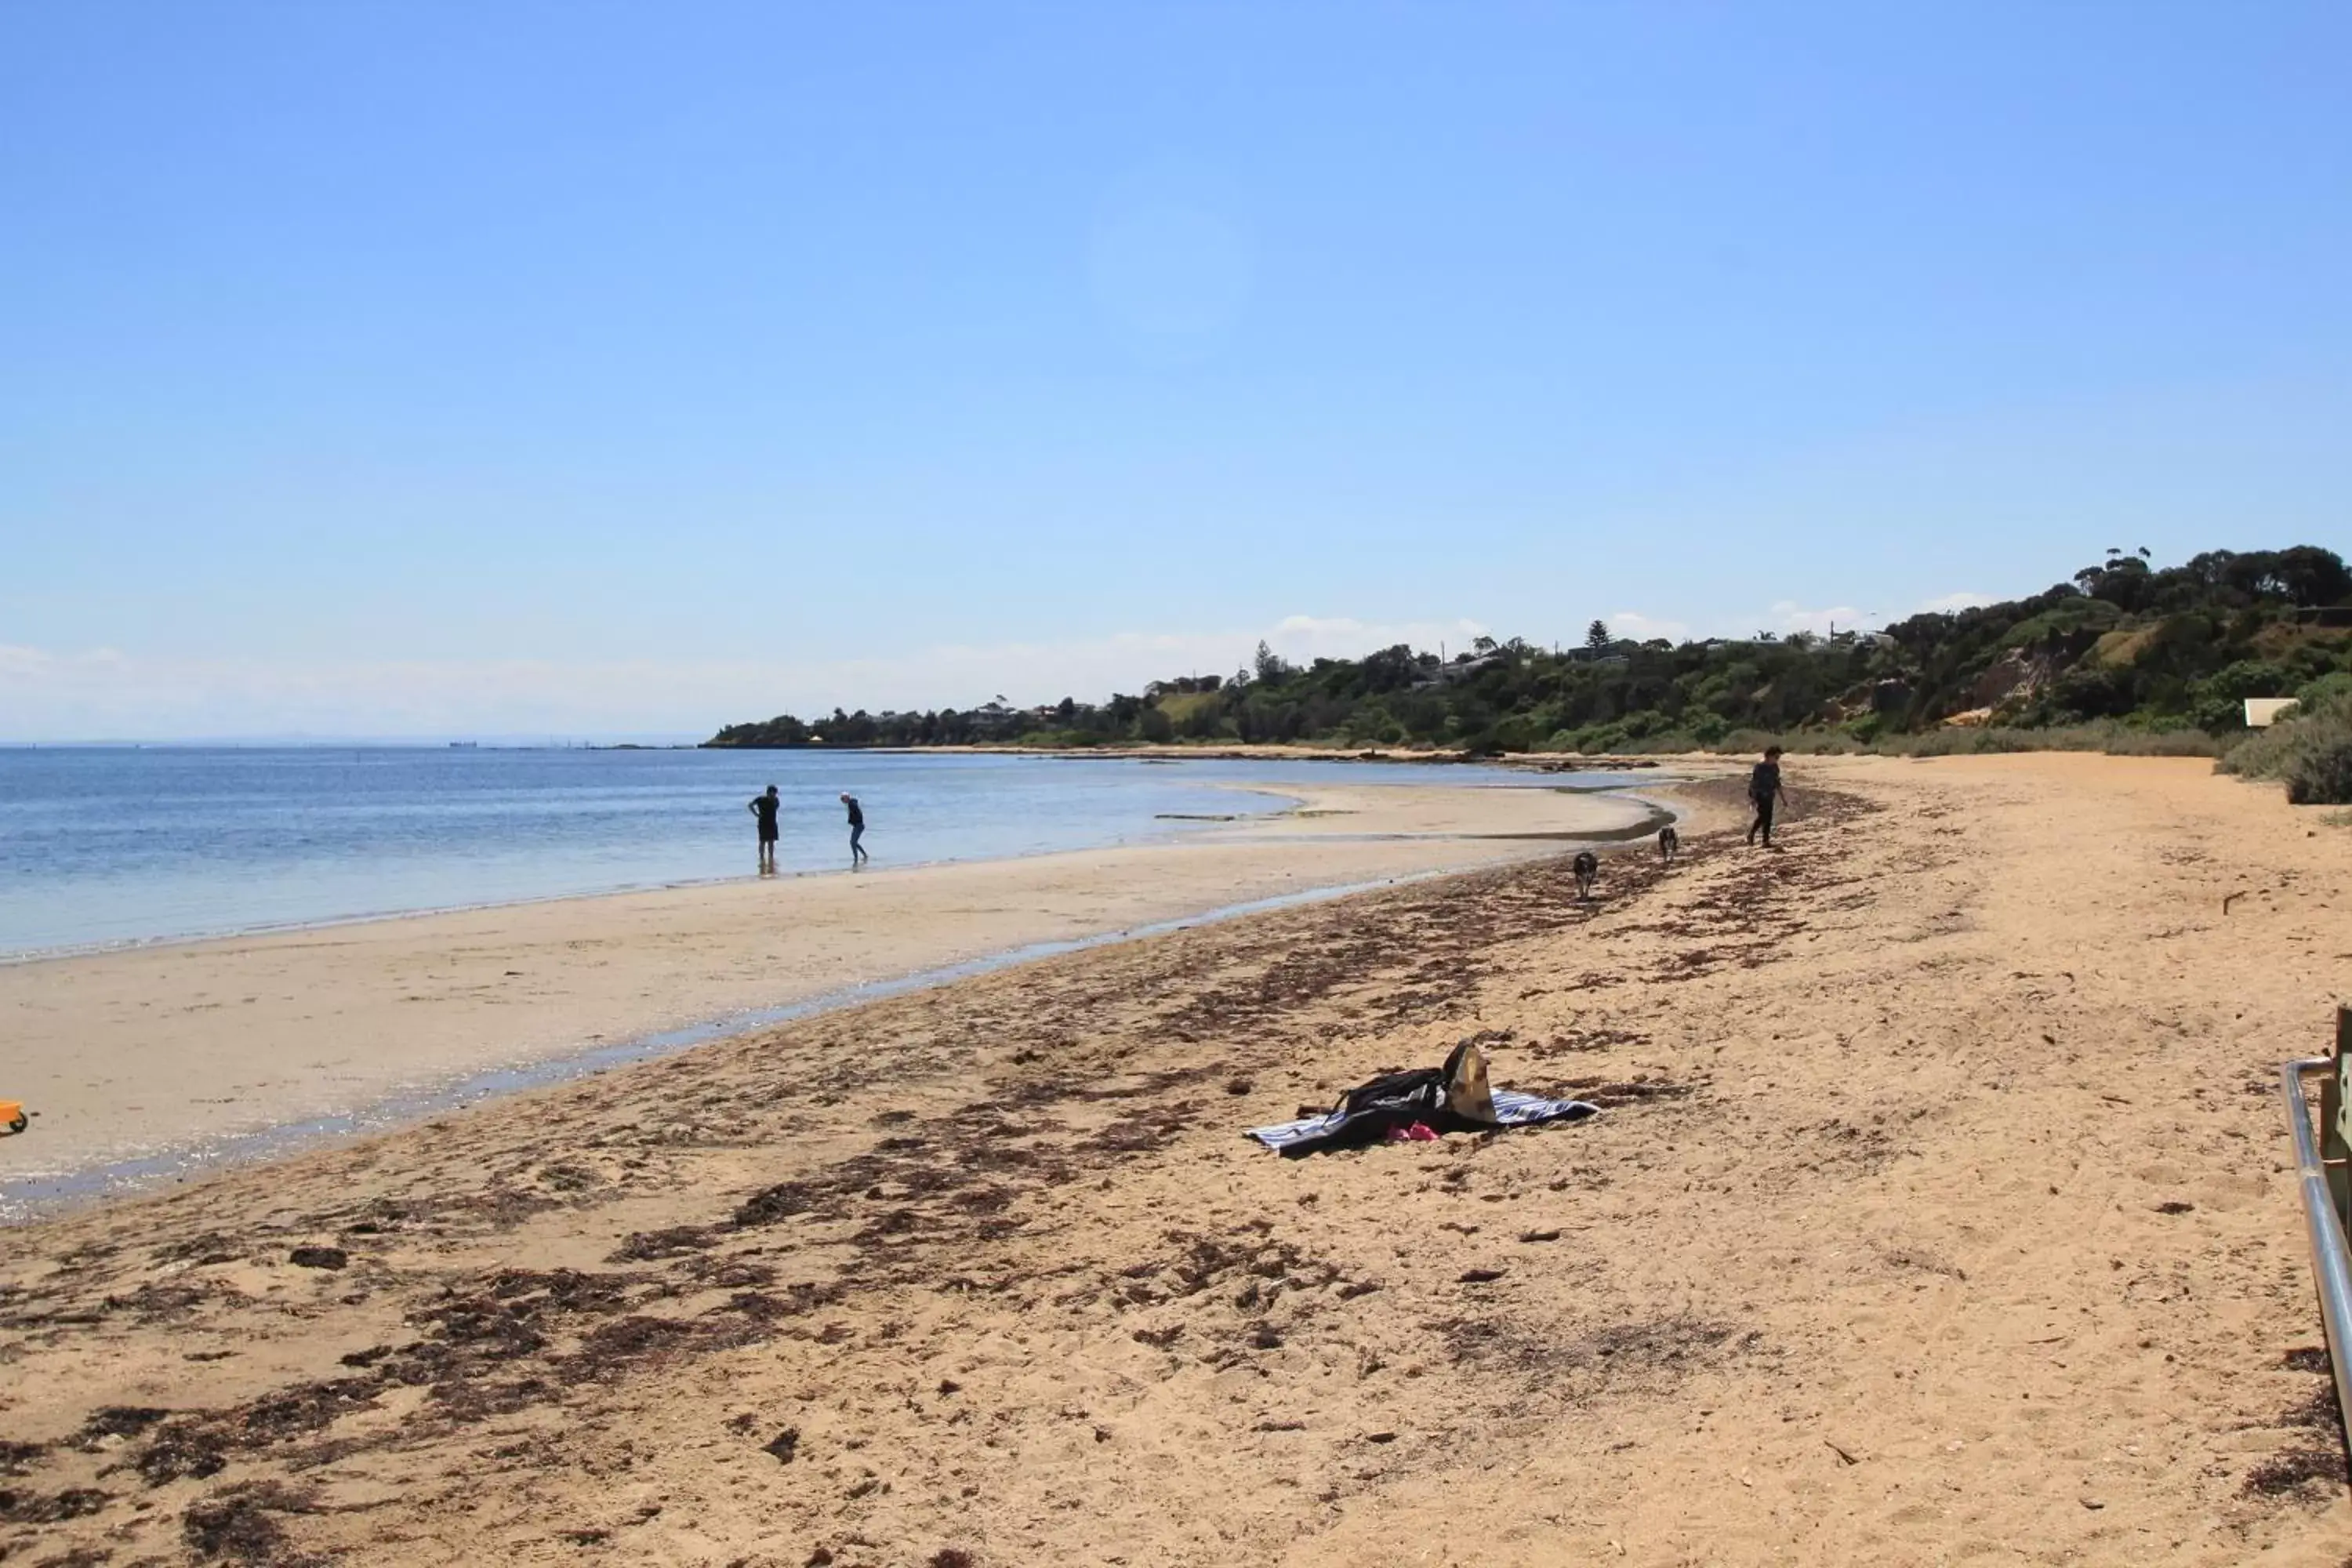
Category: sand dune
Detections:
[{"x1": 2, "y1": 755, "x2": 2347, "y2": 1566}]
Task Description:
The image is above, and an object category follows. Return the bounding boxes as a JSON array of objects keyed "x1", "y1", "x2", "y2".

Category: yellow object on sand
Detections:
[{"x1": 0, "y1": 1101, "x2": 27, "y2": 1135}]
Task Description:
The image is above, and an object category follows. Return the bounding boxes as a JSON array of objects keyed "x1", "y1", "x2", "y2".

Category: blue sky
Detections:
[{"x1": 3, "y1": 1, "x2": 2347, "y2": 739}]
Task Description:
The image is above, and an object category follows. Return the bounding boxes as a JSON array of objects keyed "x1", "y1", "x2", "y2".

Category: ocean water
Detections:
[{"x1": 0, "y1": 747, "x2": 1614, "y2": 959}]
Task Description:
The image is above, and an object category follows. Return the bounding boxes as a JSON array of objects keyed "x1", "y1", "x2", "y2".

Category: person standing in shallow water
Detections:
[
  {"x1": 840, "y1": 793, "x2": 867, "y2": 866},
  {"x1": 749, "y1": 785, "x2": 781, "y2": 874},
  {"x1": 1746, "y1": 746, "x2": 1790, "y2": 849}
]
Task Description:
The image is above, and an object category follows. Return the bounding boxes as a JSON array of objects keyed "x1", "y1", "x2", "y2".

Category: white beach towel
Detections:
[{"x1": 1245, "y1": 1089, "x2": 1600, "y2": 1156}]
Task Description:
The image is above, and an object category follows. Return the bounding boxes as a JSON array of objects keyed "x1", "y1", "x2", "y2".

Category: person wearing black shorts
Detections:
[
  {"x1": 749, "y1": 785, "x2": 781, "y2": 873},
  {"x1": 840, "y1": 793, "x2": 867, "y2": 866},
  {"x1": 1746, "y1": 746, "x2": 1789, "y2": 848}
]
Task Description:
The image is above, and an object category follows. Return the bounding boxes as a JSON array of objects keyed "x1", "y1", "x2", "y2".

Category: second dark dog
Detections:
[
  {"x1": 1572, "y1": 850, "x2": 1599, "y2": 900},
  {"x1": 1658, "y1": 826, "x2": 1679, "y2": 866}
]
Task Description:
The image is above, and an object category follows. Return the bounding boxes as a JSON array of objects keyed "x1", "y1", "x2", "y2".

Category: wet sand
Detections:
[
  {"x1": 2, "y1": 754, "x2": 2348, "y2": 1566},
  {"x1": 0, "y1": 779, "x2": 1660, "y2": 1194}
]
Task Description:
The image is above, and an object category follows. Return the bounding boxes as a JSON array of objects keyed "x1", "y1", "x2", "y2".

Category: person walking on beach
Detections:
[
  {"x1": 1746, "y1": 746, "x2": 1790, "y2": 849},
  {"x1": 749, "y1": 785, "x2": 781, "y2": 874},
  {"x1": 840, "y1": 792, "x2": 867, "y2": 866}
]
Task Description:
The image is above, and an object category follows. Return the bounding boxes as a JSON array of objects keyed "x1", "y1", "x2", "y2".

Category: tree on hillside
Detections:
[
  {"x1": 2275, "y1": 546, "x2": 2352, "y2": 605},
  {"x1": 703, "y1": 540, "x2": 2352, "y2": 755},
  {"x1": 1359, "y1": 644, "x2": 1421, "y2": 693}
]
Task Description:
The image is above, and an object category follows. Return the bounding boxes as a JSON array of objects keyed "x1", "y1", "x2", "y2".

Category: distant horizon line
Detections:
[{"x1": 0, "y1": 734, "x2": 713, "y2": 750}]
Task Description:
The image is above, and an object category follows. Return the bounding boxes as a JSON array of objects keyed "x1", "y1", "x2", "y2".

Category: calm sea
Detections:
[{"x1": 0, "y1": 747, "x2": 1604, "y2": 959}]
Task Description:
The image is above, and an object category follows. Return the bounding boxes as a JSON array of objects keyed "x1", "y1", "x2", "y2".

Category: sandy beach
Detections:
[
  {"x1": 0, "y1": 779, "x2": 1662, "y2": 1196},
  {"x1": 3, "y1": 753, "x2": 2349, "y2": 1566}
]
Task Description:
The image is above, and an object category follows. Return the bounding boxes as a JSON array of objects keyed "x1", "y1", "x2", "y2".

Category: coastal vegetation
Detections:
[
  {"x1": 2219, "y1": 688, "x2": 2352, "y2": 804},
  {"x1": 709, "y1": 545, "x2": 2352, "y2": 799}
]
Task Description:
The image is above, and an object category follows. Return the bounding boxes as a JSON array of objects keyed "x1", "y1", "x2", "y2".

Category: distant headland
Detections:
[{"x1": 706, "y1": 546, "x2": 2352, "y2": 803}]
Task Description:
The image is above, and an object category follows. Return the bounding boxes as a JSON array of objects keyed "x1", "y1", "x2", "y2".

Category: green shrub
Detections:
[
  {"x1": 2288, "y1": 734, "x2": 2352, "y2": 804},
  {"x1": 2185, "y1": 659, "x2": 2302, "y2": 730},
  {"x1": 2218, "y1": 692, "x2": 2352, "y2": 804},
  {"x1": 1486, "y1": 715, "x2": 1543, "y2": 752},
  {"x1": 2095, "y1": 727, "x2": 2225, "y2": 757},
  {"x1": 2296, "y1": 670, "x2": 2352, "y2": 711},
  {"x1": 1665, "y1": 722, "x2": 2220, "y2": 760}
]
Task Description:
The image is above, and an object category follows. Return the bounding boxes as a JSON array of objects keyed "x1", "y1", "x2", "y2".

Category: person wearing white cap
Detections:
[{"x1": 840, "y1": 793, "x2": 867, "y2": 866}]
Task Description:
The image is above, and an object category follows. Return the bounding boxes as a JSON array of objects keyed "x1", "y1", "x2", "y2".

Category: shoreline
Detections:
[
  {"x1": 0, "y1": 779, "x2": 1671, "y2": 1210},
  {"x1": 0, "y1": 866, "x2": 1464, "y2": 1224},
  {"x1": 4, "y1": 753, "x2": 2344, "y2": 1564},
  {"x1": 0, "y1": 784, "x2": 1319, "y2": 971},
  {"x1": 0, "y1": 753, "x2": 1675, "y2": 969}
]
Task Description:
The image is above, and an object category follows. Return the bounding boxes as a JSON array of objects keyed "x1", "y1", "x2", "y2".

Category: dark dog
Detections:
[
  {"x1": 1572, "y1": 850, "x2": 1599, "y2": 901},
  {"x1": 1658, "y1": 826, "x2": 1679, "y2": 866}
]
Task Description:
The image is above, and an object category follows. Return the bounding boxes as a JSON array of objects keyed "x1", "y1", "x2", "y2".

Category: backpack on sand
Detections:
[
  {"x1": 1283, "y1": 1040, "x2": 1499, "y2": 1157},
  {"x1": 1442, "y1": 1038, "x2": 1497, "y2": 1123}
]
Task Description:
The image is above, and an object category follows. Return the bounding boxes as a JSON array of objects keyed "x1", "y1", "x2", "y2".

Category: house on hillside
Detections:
[{"x1": 1430, "y1": 654, "x2": 1501, "y2": 684}]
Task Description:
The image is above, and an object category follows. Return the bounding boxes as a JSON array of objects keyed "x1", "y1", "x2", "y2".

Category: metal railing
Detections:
[{"x1": 2282, "y1": 1004, "x2": 2352, "y2": 1438}]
